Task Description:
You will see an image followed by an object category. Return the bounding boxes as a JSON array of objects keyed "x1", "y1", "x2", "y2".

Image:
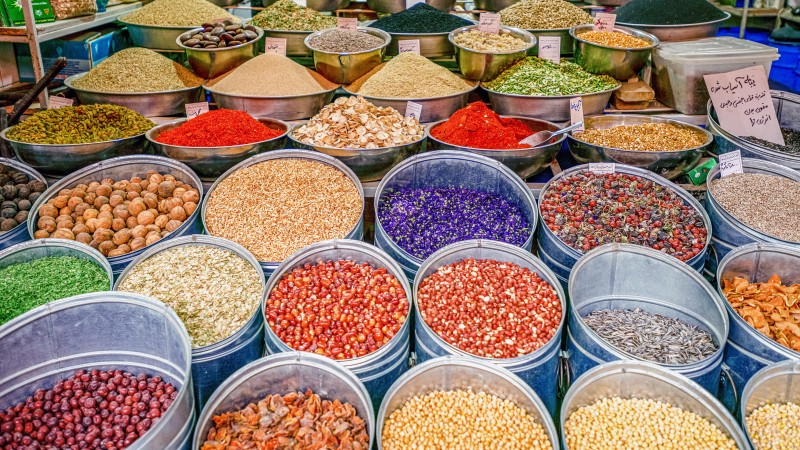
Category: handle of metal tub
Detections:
[
  {"x1": 558, "y1": 350, "x2": 571, "y2": 399},
  {"x1": 719, "y1": 364, "x2": 739, "y2": 415}
]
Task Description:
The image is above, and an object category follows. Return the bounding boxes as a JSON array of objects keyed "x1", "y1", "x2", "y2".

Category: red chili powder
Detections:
[
  {"x1": 431, "y1": 102, "x2": 534, "y2": 150},
  {"x1": 155, "y1": 109, "x2": 283, "y2": 147}
]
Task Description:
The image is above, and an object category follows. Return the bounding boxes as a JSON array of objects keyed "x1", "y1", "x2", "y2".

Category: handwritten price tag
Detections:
[
  {"x1": 264, "y1": 37, "x2": 287, "y2": 55},
  {"x1": 405, "y1": 101, "x2": 423, "y2": 120},
  {"x1": 593, "y1": 13, "x2": 616, "y2": 31},
  {"x1": 185, "y1": 102, "x2": 209, "y2": 119},
  {"x1": 48, "y1": 96, "x2": 73, "y2": 109},
  {"x1": 337, "y1": 17, "x2": 357, "y2": 31},
  {"x1": 718, "y1": 150, "x2": 744, "y2": 177},
  {"x1": 538, "y1": 36, "x2": 560, "y2": 64},
  {"x1": 589, "y1": 163, "x2": 615, "y2": 174},
  {"x1": 398, "y1": 39, "x2": 420, "y2": 54},
  {"x1": 479, "y1": 13, "x2": 500, "y2": 34},
  {"x1": 704, "y1": 65, "x2": 784, "y2": 146},
  {"x1": 570, "y1": 97, "x2": 584, "y2": 132}
]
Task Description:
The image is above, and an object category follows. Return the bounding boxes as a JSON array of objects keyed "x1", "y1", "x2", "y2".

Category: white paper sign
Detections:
[
  {"x1": 337, "y1": 18, "x2": 358, "y2": 31},
  {"x1": 398, "y1": 39, "x2": 421, "y2": 54},
  {"x1": 264, "y1": 38, "x2": 287, "y2": 55},
  {"x1": 405, "y1": 0, "x2": 425, "y2": 8},
  {"x1": 704, "y1": 66, "x2": 785, "y2": 146},
  {"x1": 405, "y1": 101, "x2": 423, "y2": 120},
  {"x1": 718, "y1": 151, "x2": 744, "y2": 177},
  {"x1": 589, "y1": 163, "x2": 615, "y2": 174},
  {"x1": 570, "y1": 97, "x2": 585, "y2": 132},
  {"x1": 48, "y1": 96, "x2": 73, "y2": 109},
  {"x1": 479, "y1": 13, "x2": 500, "y2": 34},
  {"x1": 185, "y1": 102, "x2": 209, "y2": 119},
  {"x1": 538, "y1": 36, "x2": 560, "y2": 64},
  {"x1": 593, "y1": 13, "x2": 616, "y2": 32}
]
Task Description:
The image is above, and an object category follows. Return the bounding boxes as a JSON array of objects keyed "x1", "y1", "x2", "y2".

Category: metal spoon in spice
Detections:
[{"x1": 521, "y1": 121, "x2": 584, "y2": 147}]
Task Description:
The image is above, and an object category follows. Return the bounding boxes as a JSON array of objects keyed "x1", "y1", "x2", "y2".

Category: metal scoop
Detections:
[{"x1": 520, "y1": 121, "x2": 585, "y2": 147}]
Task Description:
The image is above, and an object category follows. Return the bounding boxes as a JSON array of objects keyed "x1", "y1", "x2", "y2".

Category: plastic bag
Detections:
[{"x1": 51, "y1": 0, "x2": 97, "y2": 19}]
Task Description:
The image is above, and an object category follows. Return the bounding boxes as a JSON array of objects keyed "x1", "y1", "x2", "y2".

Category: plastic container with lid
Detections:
[{"x1": 652, "y1": 37, "x2": 779, "y2": 115}]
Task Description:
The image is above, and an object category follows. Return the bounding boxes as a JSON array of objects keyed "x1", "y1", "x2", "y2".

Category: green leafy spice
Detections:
[
  {"x1": 0, "y1": 256, "x2": 109, "y2": 324},
  {"x1": 6, "y1": 105, "x2": 155, "y2": 144},
  {"x1": 484, "y1": 57, "x2": 619, "y2": 96}
]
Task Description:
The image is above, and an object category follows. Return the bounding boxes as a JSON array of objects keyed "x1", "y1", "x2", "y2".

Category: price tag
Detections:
[
  {"x1": 405, "y1": 0, "x2": 425, "y2": 8},
  {"x1": 718, "y1": 150, "x2": 744, "y2": 177},
  {"x1": 185, "y1": 102, "x2": 209, "y2": 119},
  {"x1": 293, "y1": 0, "x2": 306, "y2": 6},
  {"x1": 398, "y1": 39, "x2": 420, "y2": 54},
  {"x1": 537, "y1": 36, "x2": 560, "y2": 64},
  {"x1": 337, "y1": 17, "x2": 358, "y2": 31},
  {"x1": 593, "y1": 12, "x2": 616, "y2": 31},
  {"x1": 570, "y1": 97, "x2": 584, "y2": 132},
  {"x1": 264, "y1": 37, "x2": 287, "y2": 55},
  {"x1": 589, "y1": 163, "x2": 615, "y2": 174},
  {"x1": 405, "y1": 101, "x2": 423, "y2": 120},
  {"x1": 479, "y1": 13, "x2": 500, "y2": 34},
  {"x1": 48, "y1": 96, "x2": 73, "y2": 109},
  {"x1": 704, "y1": 65, "x2": 785, "y2": 146}
]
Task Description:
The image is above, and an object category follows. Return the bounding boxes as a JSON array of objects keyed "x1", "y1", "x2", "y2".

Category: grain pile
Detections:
[
  {"x1": 353, "y1": 53, "x2": 472, "y2": 98},
  {"x1": 211, "y1": 53, "x2": 327, "y2": 96}
]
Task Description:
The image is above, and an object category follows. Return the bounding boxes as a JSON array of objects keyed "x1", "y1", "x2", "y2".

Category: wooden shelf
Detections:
[{"x1": 0, "y1": 2, "x2": 141, "y2": 43}]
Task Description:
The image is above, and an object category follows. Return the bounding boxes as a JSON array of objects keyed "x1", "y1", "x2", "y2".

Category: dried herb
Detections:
[
  {"x1": 6, "y1": 105, "x2": 154, "y2": 144},
  {"x1": 251, "y1": 0, "x2": 337, "y2": 31},
  {"x1": 484, "y1": 57, "x2": 619, "y2": 96}
]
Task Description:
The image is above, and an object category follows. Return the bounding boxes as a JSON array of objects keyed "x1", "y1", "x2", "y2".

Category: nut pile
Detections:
[
  {"x1": 267, "y1": 259, "x2": 408, "y2": 360},
  {"x1": 574, "y1": 123, "x2": 707, "y2": 151},
  {"x1": 33, "y1": 171, "x2": 200, "y2": 257},
  {"x1": 453, "y1": 29, "x2": 530, "y2": 52},
  {"x1": 179, "y1": 22, "x2": 259, "y2": 49},
  {"x1": 746, "y1": 402, "x2": 800, "y2": 450},
  {"x1": 201, "y1": 390, "x2": 369, "y2": 450},
  {"x1": 722, "y1": 274, "x2": 800, "y2": 352},
  {"x1": 308, "y1": 29, "x2": 385, "y2": 53},
  {"x1": 417, "y1": 258, "x2": 561, "y2": 359},
  {"x1": 382, "y1": 389, "x2": 553, "y2": 450},
  {"x1": 292, "y1": 96, "x2": 423, "y2": 149},
  {"x1": 0, "y1": 165, "x2": 46, "y2": 233},
  {"x1": 578, "y1": 30, "x2": 652, "y2": 48}
]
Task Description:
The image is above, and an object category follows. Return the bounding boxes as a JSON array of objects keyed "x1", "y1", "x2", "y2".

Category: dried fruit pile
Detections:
[{"x1": 0, "y1": 164, "x2": 46, "y2": 233}]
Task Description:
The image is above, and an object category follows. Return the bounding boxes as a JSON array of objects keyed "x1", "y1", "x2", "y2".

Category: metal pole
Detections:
[
  {"x1": 740, "y1": 0, "x2": 750, "y2": 39},
  {"x1": 19, "y1": 0, "x2": 48, "y2": 108}
]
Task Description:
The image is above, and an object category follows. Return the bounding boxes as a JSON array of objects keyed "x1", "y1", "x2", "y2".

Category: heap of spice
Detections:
[
  {"x1": 179, "y1": 22, "x2": 260, "y2": 49},
  {"x1": 431, "y1": 102, "x2": 533, "y2": 149},
  {"x1": 121, "y1": 0, "x2": 238, "y2": 26},
  {"x1": 210, "y1": 53, "x2": 326, "y2": 97},
  {"x1": 742, "y1": 127, "x2": 800, "y2": 155},
  {"x1": 370, "y1": 3, "x2": 473, "y2": 33},
  {"x1": 72, "y1": 48, "x2": 203, "y2": 93},
  {"x1": 539, "y1": 171, "x2": 707, "y2": 261},
  {"x1": 6, "y1": 105, "x2": 154, "y2": 145},
  {"x1": 155, "y1": 110, "x2": 284, "y2": 147},
  {"x1": 746, "y1": 402, "x2": 800, "y2": 450},
  {"x1": 252, "y1": 0, "x2": 336, "y2": 31},
  {"x1": 0, "y1": 165, "x2": 46, "y2": 233},
  {"x1": 453, "y1": 29, "x2": 530, "y2": 52},
  {"x1": 614, "y1": 0, "x2": 727, "y2": 25},
  {"x1": 266, "y1": 259, "x2": 408, "y2": 360},
  {"x1": 292, "y1": 96, "x2": 423, "y2": 149},
  {"x1": 574, "y1": 123, "x2": 707, "y2": 151},
  {"x1": 0, "y1": 256, "x2": 108, "y2": 325},
  {"x1": 307, "y1": 29, "x2": 385, "y2": 53},
  {"x1": 722, "y1": 274, "x2": 800, "y2": 352},
  {"x1": 378, "y1": 187, "x2": 530, "y2": 260},
  {"x1": 351, "y1": 53, "x2": 472, "y2": 99},
  {"x1": 118, "y1": 245, "x2": 263, "y2": 348},
  {"x1": 204, "y1": 159, "x2": 362, "y2": 262},
  {"x1": 484, "y1": 57, "x2": 619, "y2": 96},
  {"x1": 33, "y1": 171, "x2": 201, "y2": 257},
  {"x1": 500, "y1": 0, "x2": 592, "y2": 30},
  {"x1": 201, "y1": 390, "x2": 369, "y2": 450},
  {"x1": 578, "y1": 30, "x2": 652, "y2": 48}
]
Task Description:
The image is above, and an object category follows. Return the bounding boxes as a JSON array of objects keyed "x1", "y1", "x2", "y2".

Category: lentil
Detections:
[
  {"x1": 418, "y1": 258, "x2": 561, "y2": 358},
  {"x1": 453, "y1": 29, "x2": 530, "y2": 52},
  {"x1": 352, "y1": 52, "x2": 472, "y2": 99},
  {"x1": 6, "y1": 105, "x2": 154, "y2": 145},
  {"x1": 370, "y1": 3, "x2": 472, "y2": 33},
  {"x1": 121, "y1": 0, "x2": 239, "y2": 27},
  {"x1": 722, "y1": 274, "x2": 800, "y2": 352},
  {"x1": 742, "y1": 127, "x2": 800, "y2": 155},
  {"x1": 746, "y1": 402, "x2": 800, "y2": 450},
  {"x1": 431, "y1": 102, "x2": 533, "y2": 149},
  {"x1": 540, "y1": 171, "x2": 707, "y2": 261},
  {"x1": 564, "y1": 397, "x2": 737, "y2": 449},
  {"x1": 201, "y1": 390, "x2": 369, "y2": 450},
  {"x1": 382, "y1": 390, "x2": 553, "y2": 450},
  {"x1": 500, "y1": 0, "x2": 593, "y2": 30},
  {"x1": 179, "y1": 22, "x2": 260, "y2": 49},
  {"x1": 0, "y1": 165, "x2": 46, "y2": 234},
  {"x1": 210, "y1": 53, "x2": 325, "y2": 97},
  {"x1": 0, "y1": 369, "x2": 178, "y2": 449},
  {"x1": 574, "y1": 123, "x2": 707, "y2": 151},
  {"x1": 578, "y1": 30, "x2": 651, "y2": 48},
  {"x1": 710, "y1": 173, "x2": 800, "y2": 243},
  {"x1": 0, "y1": 256, "x2": 108, "y2": 325},
  {"x1": 484, "y1": 57, "x2": 619, "y2": 96},
  {"x1": 614, "y1": 0, "x2": 727, "y2": 25},
  {"x1": 118, "y1": 245, "x2": 262, "y2": 348},
  {"x1": 582, "y1": 308, "x2": 718, "y2": 365},
  {"x1": 308, "y1": 29, "x2": 385, "y2": 53},
  {"x1": 204, "y1": 159, "x2": 362, "y2": 262},
  {"x1": 155, "y1": 109, "x2": 283, "y2": 147},
  {"x1": 378, "y1": 187, "x2": 530, "y2": 260},
  {"x1": 267, "y1": 259, "x2": 408, "y2": 360},
  {"x1": 251, "y1": 0, "x2": 337, "y2": 31}
]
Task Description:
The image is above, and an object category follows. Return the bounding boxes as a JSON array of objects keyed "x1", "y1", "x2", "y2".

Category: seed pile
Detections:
[
  {"x1": 179, "y1": 22, "x2": 259, "y2": 49},
  {"x1": 484, "y1": 57, "x2": 619, "y2": 96},
  {"x1": 267, "y1": 259, "x2": 408, "y2": 360},
  {"x1": 431, "y1": 102, "x2": 533, "y2": 150},
  {"x1": 564, "y1": 397, "x2": 737, "y2": 449},
  {"x1": 292, "y1": 96, "x2": 423, "y2": 149},
  {"x1": 743, "y1": 128, "x2": 800, "y2": 155},
  {"x1": 6, "y1": 105, "x2": 154, "y2": 144},
  {"x1": 308, "y1": 29, "x2": 385, "y2": 53},
  {"x1": 614, "y1": 0, "x2": 727, "y2": 25},
  {"x1": 370, "y1": 3, "x2": 472, "y2": 33},
  {"x1": 578, "y1": 30, "x2": 652, "y2": 48},
  {"x1": 204, "y1": 159, "x2": 362, "y2": 262},
  {"x1": 252, "y1": 0, "x2": 337, "y2": 31},
  {"x1": 418, "y1": 258, "x2": 561, "y2": 358},
  {"x1": 211, "y1": 53, "x2": 326, "y2": 96},
  {"x1": 0, "y1": 165, "x2": 46, "y2": 233},
  {"x1": 118, "y1": 245, "x2": 263, "y2": 348},
  {"x1": 155, "y1": 110, "x2": 284, "y2": 147},
  {"x1": 382, "y1": 390, "x2": 553, "y2": 450},
  {"x1": 121, "y1": 0, "x2": 238, "y2": 26},
  {"x1": 453, "y1": 29, "x2": 530, "y2": 52},
  {"x1": 72, "y1": 48, "x2": 203, "y2": 93},
  {"x1": 0, "y1": 369, "x2": 178, "y2": 449},
  {"x1": 710, "y1": 173, "x2": 800, "y2": 243},
  {"x1": 540, "y1": 171, "x2": 707, "y2": 261},
  {"x1": 582, "y1": 309, "x2": 718, "y2": 365},
  {"x1": 746, "y1": 402, "x2": 800, "y2": 450},
  {"x1": 500, "y1": 0, "x2": 592, "y2": 30},
  {"x1": 201, "y1": 390, "x2": 369, "y2": 450},
  {"x1": 574, "y1": 123, "x2": 707, "y2": 151},
  {"x1": 722, "y1": 274, "x2": 800, "y2": 352},
  {"x1": 353, "y1": 53, "x2": 472, "y2": 99}
]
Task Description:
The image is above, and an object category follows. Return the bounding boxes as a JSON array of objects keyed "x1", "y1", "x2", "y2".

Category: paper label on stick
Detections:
[
  {"x1": 264, "y1": 38, "x2": 287, "y2": 55},
  {"x1": 405, "y1": 101, "x2": 422, "y2": 120},
  {"x1": 398, "y1": 39, "x2": 421, "y2": 54},
  {"x1": 589, "y1": 163, "x2": 615, "y2": 174},
  {"x1": 570, "y1": 97, "x2": 585, "y2": 132},
  {"x1": 704, "y1": 66, "x2": 785, "y2": 146},
  {"x1": 718, "y1": 150, "x2": 744, "y2": 177},
  {"x1": 337, "y1": 18, "x2": 358, "y2": 31},
  {"x1": 405, "y1": 0, "x2": 425, "y2": 8},
  {"x1": 48, "y1": 96, "x2": 73, "y2": 109},
  {"x1": 479, "y1": 13, "x2": 500, "y2": 34},
  {"x1": 593, "y1": 13, "x2": 616, "y2": 31},
  {"x1": 537, "y1": 36, "x2": 560, "y2": 64},
  {"x1": 185, "y1": 102, "x2": 209, "y2": 119}
]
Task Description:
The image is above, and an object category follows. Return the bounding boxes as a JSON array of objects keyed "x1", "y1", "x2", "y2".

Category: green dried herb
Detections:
[
  {"x1": 6, "y1": 105, "x2": 155, "y2": 144},
  {"x1": 484, "y1": 57, "x2": 619, "y2": 96}
]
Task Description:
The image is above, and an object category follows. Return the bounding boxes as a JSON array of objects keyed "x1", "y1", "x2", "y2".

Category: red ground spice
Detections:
[
  {"x1": 155, "y1": 109, "x2": 283, "y2": 147},
  {"x1": 431, "y1": 102, "x2": 533, "y2": 150}
]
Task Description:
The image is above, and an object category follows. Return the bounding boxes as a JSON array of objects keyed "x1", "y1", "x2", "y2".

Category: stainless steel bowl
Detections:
[
  {"x1": 483, "y1": 83, "x2": 620, "y2": 122},
  {"x1": 288, "y1": 124, "x2": 426, "y2": 181},
  {"x1": 367, "y1": 0, "x2": 454, "y2": 13},
  {"x1": 260, "y1": 29, "x2": 314, "y2": 57},
  {"x1": 567, "y1": 115, "x2": 711, "y2": 180},
  {"x1": 306, "y1": 27, "x2": 391, "y2": 85},
  {"x1": 450, "y1": 25, "x2": 536, "y2": 82},
  {"x1": 426, "y1": 116, "x2": 563, "y2": 179},
  {"x1": 571, "y1": 24, "x2": 659, "y2": 81},
  {"x1": 64, "y1": 73, "x2": 204, "y2": 117},
  {"x1": 618, "y1": 13, "x2": 731, "y2": 43},
  {"x1": 177, "y1": 26, "x2": 264, "y2": 79},
  {"x1": 384, "y1": 31, "x2": 454, "y2": 58},
  {"x1": 146, "y1": 117, "x2": 289, "y2": 181},
  {"x1": 119, "y1": 21, "x2": 199, "y2": 51},
  {"x1": 206, "y1": 0, "x2": 240, "y2": 6},
  {"x1": 585, "y1": 0, "x2": 629, "y2": 5},
  {"x1": 473, "y1": 0, "x2": 519, "y2": 11},
  {"x1": 527, "y1": 28, "x2": 574, "y2": 56},
  {"x1": 262, "y1": 0, "x2": 350, "y2": 10}
]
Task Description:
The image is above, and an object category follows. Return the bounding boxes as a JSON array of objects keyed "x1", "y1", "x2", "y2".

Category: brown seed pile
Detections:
[
  {"x1": 353, "y1": 52, "x2": 473, "y2": 99},
  {"x1": 72, "y1": 48, "x2": 203, "y2": 93},
  {"x1": 500, "y1": 0, "x2": 593, "y2": 29},
  {"x1": 308, "y1": 29, "x2": 385, "y2": 53},
  {"x1": 210, "y1": 53, "x2": 326, "y2": 97},
  {"x1": 746, "y1": 402, "x2": 800, "y2": 450},
  {"x1": 574, "y1": 123, "x2": 707, "y2": 151},
  {"x1": 453, "y1": 29, "x2": 531, "y2": 52},
  {"x1": 578, "y1": 30, "x2": 652, "y2": 48},
  {"x1": 204, "y1": 159, "x2": 362, "y2": 262},
  {"x1": 121, "y1": 0, "x2": 239, "y2": 27}
]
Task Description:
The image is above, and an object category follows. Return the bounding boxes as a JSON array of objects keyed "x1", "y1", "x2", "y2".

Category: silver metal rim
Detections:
[
  {"x1": 569, "y1": 24, "x2": 659, "y2": 50},
  {"x1": 0, "y1": 125, "x2": 149, "y2": 148},
  {"x1": 118, "y1": 19, "x2": 230, "y2": 31},
  {"x1": 175, "y1": 25, "x2": 265, "y2": 52},
  {"x1": 482, "y1": 82, "x2": 622, "y2": 100},
  {"x1": 203, "y1": 82, "x2": 339, "y2": 99},
  {"x1": 617, "y1": 12, "x2": 732, "y2": 29},
  {"x1": 424, "y1": 115, "x2": 567, "y2": 151},
  {"x1": 567, "y1": 114, "x2": 713, "y2": 154},
  {"x1": 448, "y1": 24, "x2": 537, "y2": 55},
  {"x1": 146, "y1": 117, "x2": 290, "y2": 149},
  {"x1": 740, "y1": 360, "x2": 800, "y2": 442},
  {"x1": 287, "y1": 123, "x2": 427, "y2": 152},
  {"x1": 342, "y1": 80, "x2": 478, "y2": 102},
  {"x1": 63, "y1": 73, "x2": 203, "y2": 96},
  {"x1": 304, "y1": 26, "x2": 391, "y2": 55}
]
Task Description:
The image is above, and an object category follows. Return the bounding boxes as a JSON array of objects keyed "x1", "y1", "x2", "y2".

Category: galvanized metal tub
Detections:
[
  {"x1": 0, "y1": 158, "x2": 46, "y2": 251},
  {"x1": 377, "y1": 356, "x2": 559, "y2": 449},
  {"x1": 26, "y1": 155, "x2": 204, "y2": 278},
  {"x1": 741, "y1": 361, "x2": 800, "y2": 448},
  {"x1": 413, "y1": 239, "x2": 566, "y2": 416},
  {"x1": 571, "y1": 24, "x2": 659, "y2": 81},
  {"x1": 114, "y1": 234, "x2": 266, "y2": 412},
  {"x1": 0, "y1": 292, "x2": 195, "y2": 449},
  {"x1": 483, "y1": 84, "x2": 620, "y2": 122},
  {"x1": 193, "y1": 352, "x2": 375, "y2": 448},
  {"x1": 566, "y1": 243, "x2": 728, "y2": 395},
  {"x1": 450, "y1": 25, "x2": 536, "y2": 82},
  {"x1": 374, "y1": 150, "x2": 538, "y2": 281}
]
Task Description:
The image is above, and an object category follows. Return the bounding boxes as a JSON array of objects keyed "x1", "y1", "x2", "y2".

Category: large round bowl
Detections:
[
  {"x1": 305, "y1": 27, "x2": 391, "y2": 85},
  {"x1": 618, "y1": 13, "x2": 732, "y2": 43},
  {"x1": 262, "y1": 0, "x2": 350, "y2": 10},
  {"x1": 146, "y1": 117, "x2": 289, "y2": 181},
  {"x1": 0, "y1": 158, "x2": 46, "y2": 251},
  {"x1": 64, "y1": 73, "x2": 203, "y2": 117},
  {"x1": 367, "y1": 0, "x2": 454, "y2": 13},
  {"x1": 449, "y1": 25, "x2": 537, "y2": 82},
  {"x1": 567, "y1": 114, "x2": 711, "y2": 180},
  {"x1": 177, "y1": 25, "x2": 264, "y2": 79},
  {"x1": 571, "y1": 24, "x2": 659, "y2": 81},
  {"x1": 260, "y1": 29, "x2": 314, "y2": 57},
  {"x1": 741, "y1": 361, "x2": 800, "y2": 448},
  {"x1": 483, "y1": 83, "x2": 620, "y2": 122},
  {"x1": 527, "y1": 28, "x2": 574, "y2": 56},
  {"x1": 384, "y1": 31, "x2": 455, "y2": 58},
  {"x1": 426, "y1": 115, "x2": 564, "y2": 179},
  {"x1": 118, "y1": 20, "x2": 199, "y2": 51},
  {"x1": 473, "y1": 0, "x2": 519, "y2": 11}
]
